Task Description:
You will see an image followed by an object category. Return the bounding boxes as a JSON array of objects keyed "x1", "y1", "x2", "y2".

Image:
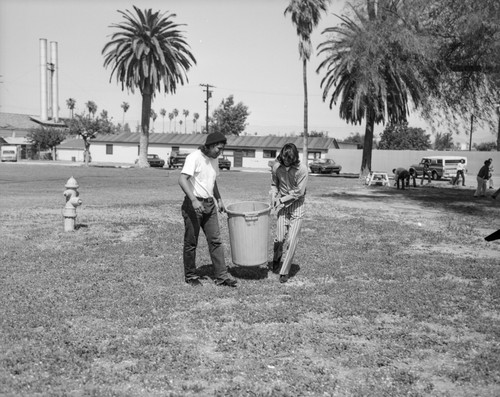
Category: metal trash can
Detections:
[{"x1": 226, "y1": 201, "x2": 270, "y2": 266}]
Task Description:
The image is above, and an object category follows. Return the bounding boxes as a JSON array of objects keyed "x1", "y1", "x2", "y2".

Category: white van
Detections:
[
  {"x1": 0, "y1": 145, "x2": 18, "y2": 162},
  {"x1": 410, "y1": 156, "x2": 467, "y2": 180}
]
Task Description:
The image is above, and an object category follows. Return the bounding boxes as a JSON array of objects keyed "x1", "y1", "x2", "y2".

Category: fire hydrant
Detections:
[{"x1": 63, "y1": 176, "x2": 82, "y2": 232}]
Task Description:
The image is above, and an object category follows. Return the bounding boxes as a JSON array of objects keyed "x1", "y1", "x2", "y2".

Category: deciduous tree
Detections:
[
  {"x1": 27, "y1": 127, "x2": 67, "y2": 160},
  {"x1": 378, "y1": 123, "x2": 431, "y2": 150},
  {"x1": 434, "y1": 131, "x2": 456, "y2": 150},
  {"x1": 210, "y1": 95, "x2": 249, "y2": 136},
  {"x1": 67, "y1": 112, "x2": 116, "y2": 166}
]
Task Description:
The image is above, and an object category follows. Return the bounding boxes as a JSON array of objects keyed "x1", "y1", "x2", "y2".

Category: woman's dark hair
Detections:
[{"x1": 277, "y1": 143, "x2": 300, "y2": 166}]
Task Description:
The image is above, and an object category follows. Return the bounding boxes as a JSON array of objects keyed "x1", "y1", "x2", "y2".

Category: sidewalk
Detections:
[
  {"x1": 10, "y1": 159, "x2": 135, "y2": 168},
  {"x1": 7, "y1": 159, "x2": 271, "y2": 172}
]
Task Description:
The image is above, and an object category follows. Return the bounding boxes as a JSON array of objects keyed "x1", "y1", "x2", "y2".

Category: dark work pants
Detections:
[
  {"x1": 453, "y1": 170, "x2": 465, "y2": 186},
  {"x1": 396, "y1": 172, "x2": 415, "y2": 189},
  {"x1": 181, "y1": 196, "x2": 229, "y2": 282},
  {"x1": 421, "y1": 170, "x2": 431, "y2": 184}
]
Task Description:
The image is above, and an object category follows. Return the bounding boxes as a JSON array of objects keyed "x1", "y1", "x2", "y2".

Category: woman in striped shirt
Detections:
[{"x1": 270, "y1": 143, "x2": 308, "y2": 283}]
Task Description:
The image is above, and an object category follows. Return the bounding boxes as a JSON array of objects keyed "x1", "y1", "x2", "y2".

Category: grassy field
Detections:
[{"x1": 0, "y1": 163, "x2": 499, "y2": 396}]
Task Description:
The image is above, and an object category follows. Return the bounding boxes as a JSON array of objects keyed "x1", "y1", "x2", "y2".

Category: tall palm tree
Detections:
[
  {"x1": 316, "y1": 3, "x2": 430, "y2": 176},
  {"x1": 182, "y1": 109, "x2": 189, "y2": 133},
  {"x1": 168, "y1": 112, "x2": 174, "y2": 132},
  {"x1": 173, "y1": 108, "x2": 179, "y2": 132},
  {"x1": 285, "y1": 0, "x2": 330, "y2": 162},
  {"x1": 66, "y1": 98, "x2": 76, "y2": 118},
  {"x1": 160, "y1": 108, "x2": 166, "y2": 132},
  {"x1": 102, "y1": 6, "x2": 196, "y2": 167},
  {"x1": 85, "y1": 100, "x2": 98, "y2": 118},
  {"x1": 121, "y1": 101, "x2": 129, "y2": 126},
  {"x1": 150, "y1": 109, "x2": 157, "y2": 132},
  {"x1": 193, "y1": 112, "x2": 200, "y2": 133}
]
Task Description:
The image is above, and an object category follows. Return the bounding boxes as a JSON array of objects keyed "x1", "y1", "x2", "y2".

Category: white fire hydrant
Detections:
[{"x1": 63, "y1": 176, "x2": 82, "y2": 232}]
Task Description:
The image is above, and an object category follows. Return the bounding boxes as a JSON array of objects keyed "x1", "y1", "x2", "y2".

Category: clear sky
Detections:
[{"x1": 0, "y1": 0, "x2": 495, "y2": 145}]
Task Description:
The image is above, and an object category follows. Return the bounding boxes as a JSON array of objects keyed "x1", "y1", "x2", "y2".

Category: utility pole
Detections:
[
  {"x1": 496, "y1": 104, "x2": 500, "y2": 152},
  {"x1": 200, "y1": 83, "x2": 214, "y2": 134},
  {"x1": 469, "y1": 114, "x2": 474, "y2": 151}
]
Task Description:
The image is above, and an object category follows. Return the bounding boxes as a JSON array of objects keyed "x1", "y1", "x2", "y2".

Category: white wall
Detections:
[
  {"x1": 58, "y1": 140, "x2": 500, "y2": 175},
  {"x1": 88, "y1": 143, "x2": 192, "y2": 164},
  {"x1": 56, "y1": 148, "x2": 84, "y2": 162},
  {"x1": 328, "y1": 150, "x2": 500, "y2": 175}
]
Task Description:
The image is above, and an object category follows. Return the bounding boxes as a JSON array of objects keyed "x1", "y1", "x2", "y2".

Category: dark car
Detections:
[
  {"x1": 218, "y1": 156, "x2": 231, "y2": 170},
  {"x1": 309, "y1": 158, "x2": 342, "y2": 174},
  {"x1": 147, "y1": 154, "x2": 165, "y2": 168},
  {"x1": 169, "y1": 153, "x2": 189, "y2": 168}
]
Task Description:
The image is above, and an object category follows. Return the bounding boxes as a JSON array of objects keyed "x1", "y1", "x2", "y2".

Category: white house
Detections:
[{"x1": 57, "y1": 132, "x2": 340, "y2": 169}]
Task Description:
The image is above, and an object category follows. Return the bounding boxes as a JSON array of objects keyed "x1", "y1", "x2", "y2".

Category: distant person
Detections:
[
  {"x1": 488, "y1": 158, "x2": 494, "y2": 189},
  {"x1": 453, "y1": 159, "x2": 466, "y2": 186},
  {"x1": 474, "y1": 159, "x2": 491, "y2": 198},
  {"x1": 421, "y1": 159, "x2": 432, "y2": 185},
  {"x1": 270, "y1": 143, "x2": 308, "y2": 284},
  {"x1": 392, "y1": 167, "x2": 416, "y2": 190},
  {"x1": 178, "y1": 132, "x2": 237, "y2": 287}
]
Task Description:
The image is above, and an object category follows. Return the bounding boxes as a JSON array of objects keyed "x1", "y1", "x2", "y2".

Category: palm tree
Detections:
[
  {"x1": 150, "y1": 109, "x2": 157, "y2": 132},
  {"x1": 173, "y1": 108, "x2": 179, "y2": 132},
  {"x1": 193, "y1": 112, "x2": 200, "y2": 133},
  {"x1": 66, "y1": 98, "x2": 76, "y2": 118},
  {"x1": 121, "y1": 102, "x2": 129, "y2": 126},
  {"x1": 285, "y1": 0, "x2": 330, "y2": 162},
  {"x1": 102, "y1": 6, "x2": 196, "y2": 167},
  {"x1": 179, "y1": 120, "x2": 183, "y2": 132},
  {"x1": 160, "y1": 108, "x2": 166, "y2": 132},
  {"x1": 182, "y1": 109, "x2": 189, "y2": 133},
  {"x1": 168, "y1": 112, "x2": 174, "y2": 132},
  {"x1": 316, "y1": 3, "x2": 430, "y2": 176},
  {"x1": 85, "y1": 100, "x2": 98, "y2": 118}
]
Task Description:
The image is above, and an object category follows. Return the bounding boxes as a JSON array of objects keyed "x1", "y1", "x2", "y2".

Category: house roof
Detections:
[
  {"x1": 92, "y1": 132, "x2": 338, "y2": 151},
  {"x1": 0, "y1": 112, "x2": 68, "y2": 138},
  {"x1": 1, "y1": 113, "x2": 341, "y2": 151},
  {"x1": 58, "y1": 138, "x2": 85, "y2": 150},
  {"x1": 0, "y1": 113, "x2": 39, "y2": 135}
]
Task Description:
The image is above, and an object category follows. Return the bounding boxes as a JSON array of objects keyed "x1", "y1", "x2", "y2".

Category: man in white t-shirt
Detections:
[
  {"x1": 178, "y1": 132, "x2": 237, "y2": 287},
  {"x1": 453, "y1": 159, "x2": 466, "y2": 186}
]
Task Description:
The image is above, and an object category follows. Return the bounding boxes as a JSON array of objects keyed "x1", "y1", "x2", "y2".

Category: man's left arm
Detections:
[{"x1": 213, "y1": 181, "x2": 225, "y2": 213}]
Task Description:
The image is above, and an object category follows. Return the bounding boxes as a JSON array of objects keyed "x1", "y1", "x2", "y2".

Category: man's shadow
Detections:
[{"x1": 197, "y1": 262, "x2": 301, "y2": 281}]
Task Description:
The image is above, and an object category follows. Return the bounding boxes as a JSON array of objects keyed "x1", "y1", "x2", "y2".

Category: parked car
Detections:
[
  {"x1": 0, "y1": 145, "x2": 18, "y2": 162},
  {"x1": 409, "y1": 156, "x2": 467, "y2": 180},
  {"x1": 218, "y1": 156, "x2": 231, "y2": 170},
  {"x1": 147, "y1": 154, "x2": 165, "y2": 168},
  {"x1": 169, "y1": 152, "x2": 189, "y2": 168},
  {"x1": 309, "y1": 158, "x2": 342, "y2": 174}
]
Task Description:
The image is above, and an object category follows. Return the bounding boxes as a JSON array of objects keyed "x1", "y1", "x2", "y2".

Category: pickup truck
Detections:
[
  {"x1": 169, "y1": 152, "x2": 189, "y2": 168},
  {"x1": 218, "y1": 156, "x2": 231, "y2": 170},
  {"x1": 169, "y1": 152, "x2": 231, "y2": 170},
  {"x1": 409, "y1": 156, "x2": 467, "y2": 180}
]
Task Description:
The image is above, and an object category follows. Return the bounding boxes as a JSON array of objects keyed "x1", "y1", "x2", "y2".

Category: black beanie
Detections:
[{"x1": 205, "y1": 132, "x2": 227, "y2": 146}]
